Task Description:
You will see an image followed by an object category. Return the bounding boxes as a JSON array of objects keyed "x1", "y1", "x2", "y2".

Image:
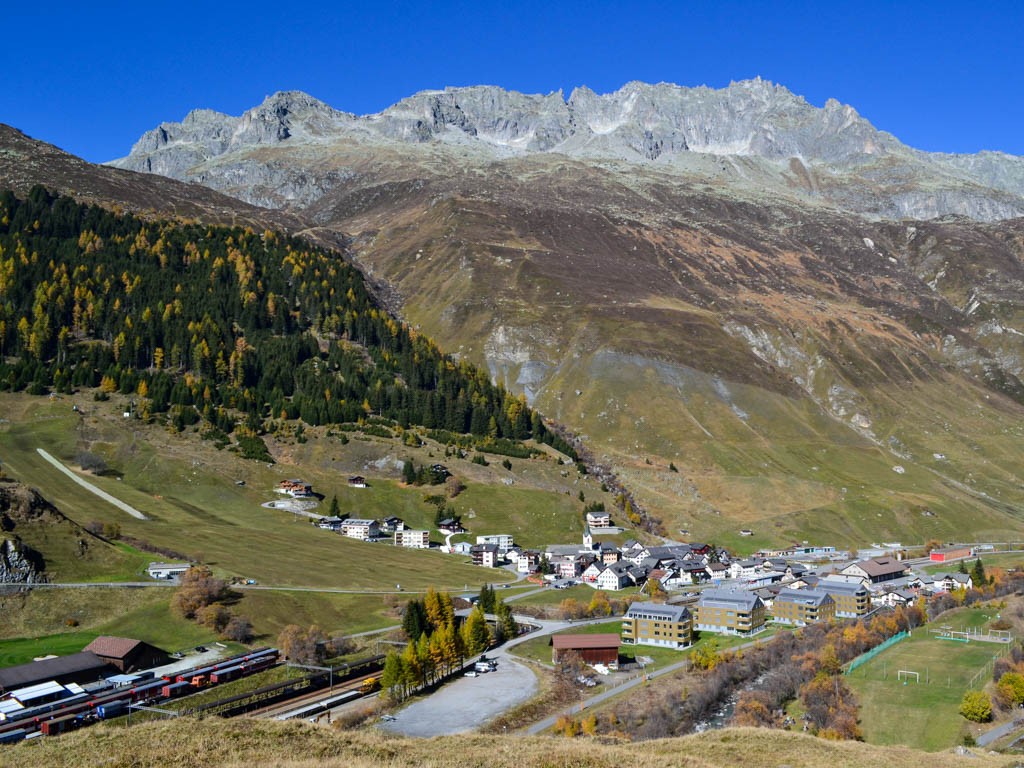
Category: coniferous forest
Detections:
[{"x1": 0, "y1": 187, "x2": 575, "y2": 458}]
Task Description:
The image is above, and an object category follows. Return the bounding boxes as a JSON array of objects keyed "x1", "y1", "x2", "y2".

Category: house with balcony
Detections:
[
  {"x1": 771, "y1": 588, "x2": 835, "y2": 626},
  {"x1": 818, "y1": 579, "x2": 872, "y2": 617},
  {"x1": 621, "y1": 601, "x2": 692, "y2": 649},
  {"x1": 694, "y1": 589, "x2": 766, "y2": 636}
]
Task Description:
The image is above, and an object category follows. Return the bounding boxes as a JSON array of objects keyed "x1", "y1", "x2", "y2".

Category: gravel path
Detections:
[{"x1": 36, "y1": 448, "x2": 148, "y2": 519}]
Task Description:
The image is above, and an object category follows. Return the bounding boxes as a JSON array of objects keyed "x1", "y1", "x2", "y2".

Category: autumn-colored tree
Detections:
[
  {"x1": 170, "y1": 565, "x2": 227, "y2": 619},
  {"x1": 960, "y1": 690, "x2": 993, "y2": 722},
  {"x1": 588, "y1": 590, "x2": 612, "y2": 617}
]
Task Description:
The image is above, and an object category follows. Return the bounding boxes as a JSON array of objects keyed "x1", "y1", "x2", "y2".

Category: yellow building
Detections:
[
  {"x1": 818, "y1": 580, "x2": 871, "y2": 617},
  {"x1": 771, "y1": 588, "x2": 835, "y2": 626},
  {"x1": 621, "y1": 601, "x2": 692, "y2": 649},
  {"x1": 694, "y1": 589, "x2": 766, "y2": 635}
]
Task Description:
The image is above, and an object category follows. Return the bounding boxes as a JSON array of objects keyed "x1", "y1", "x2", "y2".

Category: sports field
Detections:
[{"x1": 846, "y1": 618, "x2": 1009, "y2": 751}]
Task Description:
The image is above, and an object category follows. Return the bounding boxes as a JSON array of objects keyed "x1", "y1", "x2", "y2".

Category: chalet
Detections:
[
  {"x1": 395, "y1": 529, "x2": 430, "y2": 549},
  {"x1": 771, "y1": 589, "x2": 835, "y2": 626},
  {"x1": 841, "y1": 557, "x2": 909, "y2": 585},
  {"x1": 437, "y1": 517, "x2": 465, "y2": 533},
  {"x1": 379, "y1": 516, "x2": 405, "y2": 534},
  {"x1": 706, "y1": 562, "x2": 729, "y2": 580},
  {"x1": 875, "y1": 588, "x2": 917, "y2": 608},
  {"x1": 476, "y1": 534, "x2": 514, "y2": 552},
  {"x1": 341, "y1": 518, "x2": 379, "y2": 540},
  {"x1": 936, "y1": 573, "x2": 973, "y2": 592},
  {"x1": 516, "y1": 549, "x2": 541, "y2": 573},
  {"x1": 680, "y1": 561, "x2": 710, "y2": 584},
  {"x1": 622, "y1": 602, "x2": 692, "y2": 649},
  {"x1": 347, "y1": 476, "x2": 368, "y2": 488},
  {"x1": 728, "y1": 559, "x2": 762, "y2": 580},
  {"x1": 585, "y1": 510, "x2": 612, "y2": 528},
  {"x1": 318, "y1": 516, "x2": 345, "y2": 531},
  {"x1": 276, "y1": 479, "x2": 313, "y2": 497},
  {"x1": 551, "y1": 633, "x2": 620, "y2": 665},
  {"x1": 471, "y1": 543, "x2": 499, "y2": 568},
  {"x1": 694, "y1": 589, "x2": 767, "y2": 635},
  {"x1": 930, "y1": 545, "x2": 973, "y2": 563},
  {"x1": 146, "y1": 562, "x2": 190, "y2": 580},
  {"x1": 82, "y1": 636, "x2": 169, "y2": 673}
]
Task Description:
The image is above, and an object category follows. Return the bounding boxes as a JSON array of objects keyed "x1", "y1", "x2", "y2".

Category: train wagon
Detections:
[
  {"x1": 128, "y1": 680, "x2": 167, "y2": 702},
  {"x1": 209, "y1": 665, "x2": 244, "y2": 685},
  {"x1": 161, "y1": 681, "x2": 192, "y2": 699},
  {"x1": 96, "y1": 700, "x2": 129, "y2": 720},
  {"x1": 0, "y1": 728, "x2": 27, "y2": 744},
  {"x1": 39, "y1": 713, "x2": 82, "y2": 737}
]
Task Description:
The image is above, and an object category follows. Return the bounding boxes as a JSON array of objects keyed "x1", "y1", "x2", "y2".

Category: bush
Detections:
[{"x1": 959, "y1": 690, "x2": 992, "y2": 722}]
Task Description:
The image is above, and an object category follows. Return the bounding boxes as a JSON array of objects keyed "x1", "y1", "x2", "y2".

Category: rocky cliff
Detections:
[{"x1": 111, "y1": 79, "x2": 1024, "y2": 221}]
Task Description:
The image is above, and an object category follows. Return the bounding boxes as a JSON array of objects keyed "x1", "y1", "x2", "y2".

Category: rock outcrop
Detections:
[{"x1": 110, "y1": 79, "x2": 1024, "y2": 221}]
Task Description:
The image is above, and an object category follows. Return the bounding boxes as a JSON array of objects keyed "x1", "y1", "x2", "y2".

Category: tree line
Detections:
[{"x1": 0, "y1": 187, "x2": 576, "y2": 457}]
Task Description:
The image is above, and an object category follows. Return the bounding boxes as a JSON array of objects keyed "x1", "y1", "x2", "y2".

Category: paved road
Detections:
[
  {"x1": 36, "y1": 448, "x2": 148, "y2": 519},
  {"x1": 0, "y1": 581, "x2": 175, "y2": 588},
  {"x1": 525, "y1": 632, "x2": 776, "y2": 735},
  {"x1": 978, "y1": 716, "x2": 1024, "y2": 747}
]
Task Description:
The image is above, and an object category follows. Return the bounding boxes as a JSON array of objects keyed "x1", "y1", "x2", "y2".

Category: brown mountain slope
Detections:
[
  {"x1": 6, "y1": 718, "x2": 1011, "y2": 768},
  {"x1": 0, "y1": 124, "x2": 314, "y2": 237},
  {"x1": 7, "y1": 122, "x2": 1024, "y2": 548}
]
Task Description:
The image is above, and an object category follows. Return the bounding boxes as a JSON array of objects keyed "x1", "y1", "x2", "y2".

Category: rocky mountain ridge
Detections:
[{"x1": 111, "y1": 79, "x2": 1024, "y2": 221}]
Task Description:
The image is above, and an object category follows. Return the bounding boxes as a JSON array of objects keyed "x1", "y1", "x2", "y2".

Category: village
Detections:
[{"x1": 266, "y1": 479, "x2": 986, "y2": 650}]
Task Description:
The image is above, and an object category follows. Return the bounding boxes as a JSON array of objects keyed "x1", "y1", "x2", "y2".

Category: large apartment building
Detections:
[
  {"x1": 621, "y1": 601, "x2": 692, "y2": 649},
  {"x1": 694, "y1": 589, "x2": 766, "y2": 636},
  {"x1": 771, "y1": 588, "x2": 836, "y2": 626},
  {"x1": 818, "y1": 579, "x2": 871, "y2": 617}
]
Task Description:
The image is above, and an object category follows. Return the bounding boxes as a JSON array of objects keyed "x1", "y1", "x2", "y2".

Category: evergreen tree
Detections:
[
  {"x1": 402, "y1": 598, "x2": 427, "y2": 640},
  {"x1": 971, "y1": 558, "x2": 989, "y2": 587}
]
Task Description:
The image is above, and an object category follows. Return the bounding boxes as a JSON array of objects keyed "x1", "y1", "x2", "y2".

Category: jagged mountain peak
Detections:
[{"x1": 110, "y1": 79, "x2": 1024, "y2": 221}]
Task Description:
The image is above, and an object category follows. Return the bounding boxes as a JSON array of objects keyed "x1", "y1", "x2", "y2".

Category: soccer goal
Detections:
[{"x1": 897, "y1": 670, "x2": 920, "y2": 683}]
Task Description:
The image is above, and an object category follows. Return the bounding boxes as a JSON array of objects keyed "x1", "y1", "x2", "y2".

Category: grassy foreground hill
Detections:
[{"x1": 6, "y1": 718, "x2": 1012, "y2": 768}]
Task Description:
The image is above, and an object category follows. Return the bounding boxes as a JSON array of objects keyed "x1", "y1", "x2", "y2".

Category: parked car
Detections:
[{"x1": 465, "y1": 670, "x2": 478, "y2": 677}]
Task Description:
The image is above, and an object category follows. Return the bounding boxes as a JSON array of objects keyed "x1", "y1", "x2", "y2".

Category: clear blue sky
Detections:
[{"x1": 4, "y1": 1, "x2": 1022, "y2": 163}]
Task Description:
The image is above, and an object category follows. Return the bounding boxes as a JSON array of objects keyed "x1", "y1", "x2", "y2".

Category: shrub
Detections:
[{"x1": 960, "y1": 690, "x2": 993, "y2": 722}]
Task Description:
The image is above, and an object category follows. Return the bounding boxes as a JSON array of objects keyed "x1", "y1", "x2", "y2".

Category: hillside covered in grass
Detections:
[
  {"x1": 0, "y1": 186, "x2": 574, "y2": 459},
  {"x1": 7, "y1": 718, "x2": 1012, "y2": 768}
]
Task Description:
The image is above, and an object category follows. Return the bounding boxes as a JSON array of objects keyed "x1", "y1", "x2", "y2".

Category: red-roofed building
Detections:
[
  {"x1": 82, "y1": 636, "x2": 170, "y2": 673},
  {"x1": 551, "y1": 633, "x2": 621, "y2": 665}
]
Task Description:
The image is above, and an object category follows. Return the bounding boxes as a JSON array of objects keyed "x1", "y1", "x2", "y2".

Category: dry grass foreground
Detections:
[{"x1": 6, "y1": 718, "x2": 1015, "y2": 768}]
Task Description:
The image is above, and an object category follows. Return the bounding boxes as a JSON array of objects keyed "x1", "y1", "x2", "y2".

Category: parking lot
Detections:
[{"x1": 377, "y1": 654, "x2": 537, "y2": 737}]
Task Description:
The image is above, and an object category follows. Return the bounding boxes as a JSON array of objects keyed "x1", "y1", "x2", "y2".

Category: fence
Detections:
[{"x1": 843, "y1": 631, "x2": 909, "y2": 675}]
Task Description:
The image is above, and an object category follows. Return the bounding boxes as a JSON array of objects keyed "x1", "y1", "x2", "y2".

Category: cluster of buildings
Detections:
[{"x1": 615, "y1": 552, "x2": 978, "y2": 649}]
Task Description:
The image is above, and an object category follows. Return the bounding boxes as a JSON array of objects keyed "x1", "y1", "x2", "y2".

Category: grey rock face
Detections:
[
  {"x1": 0, "y1": 537, "x2": 46, "y2": 593},
  {"x1": 111, "y1": 80, "x2": 1024, "y2": 222}
]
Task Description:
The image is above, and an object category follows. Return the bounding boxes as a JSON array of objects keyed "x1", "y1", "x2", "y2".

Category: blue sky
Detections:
[{"x1": 4, "y1": 1, "x2": 1022, "y2": 162}]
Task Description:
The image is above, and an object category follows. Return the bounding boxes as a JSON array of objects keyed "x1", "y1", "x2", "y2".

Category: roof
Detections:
[
  {"x1": 818, "y1": 579, "x2": 869, "y2": 596},
  {"x1": 775, "y1": 588, "x2": 833, "y2": 607},
  {"x1": 343, "y1": 518, "x2": 377, "y2": 526},
  {"x1": 0, "y1": 652, "x2": 111, "y2": 691},
  {"x1": 698, "y1": 589, "x2": 762, "y2": 611},
  {"x1": 551, "y1": 633, "x2": 622, "y2": 650},
  {"x1": 625, "y1": 601, "x2": 690, "y2": 622},
  {"x1": 83, "y1": 636, "x2": 145, "y2": 660},
  {"x1": 847, "y1": 557, "x2": 908, "y2": 578}
]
